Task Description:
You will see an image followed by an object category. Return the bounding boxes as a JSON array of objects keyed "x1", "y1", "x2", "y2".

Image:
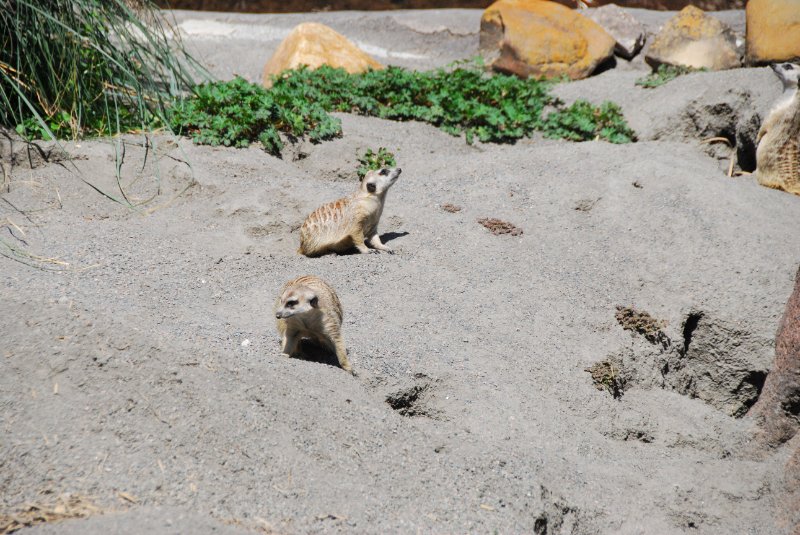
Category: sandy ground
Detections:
[{"x1": 2, "y1": 7, "x2": 799, "y2": 535}]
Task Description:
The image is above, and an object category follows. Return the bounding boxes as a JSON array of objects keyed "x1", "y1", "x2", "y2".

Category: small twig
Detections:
[
  {"x1": 727, "y1": 147, "x2": 736, "y2": 178},
  {"x1": 700, "y1": 136, "x2": 732, "y2": 146}
]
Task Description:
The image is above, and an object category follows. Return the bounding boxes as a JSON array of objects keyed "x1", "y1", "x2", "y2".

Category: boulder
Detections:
[
  {"x1": 749, "y1": 265, "x2": 800, "y2": 448},
  {"x1": 587, "y1": 3, "x2": 646, "y2": 60},
  {"x1": 479, "y1": 0, "x2": 616, "y2": 80},
  {"x1": 262, "y1": 22, "x2": 382, "y2": 87},
  {"x1": 746, "y1": 0, "x2": 800, "y2": 66},
  {"x1": 645, "y1": 6, "x2": 741, "y2": 71}
]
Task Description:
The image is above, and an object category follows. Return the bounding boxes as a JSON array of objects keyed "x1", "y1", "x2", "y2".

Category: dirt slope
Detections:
[{"x1": 2, "y1": 7, "x2": 799, "y2": 535}]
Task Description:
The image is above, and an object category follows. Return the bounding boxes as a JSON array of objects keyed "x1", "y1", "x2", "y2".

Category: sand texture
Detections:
[{"x1": 2, "y1": 7, "x2": 798, "y2": 535}]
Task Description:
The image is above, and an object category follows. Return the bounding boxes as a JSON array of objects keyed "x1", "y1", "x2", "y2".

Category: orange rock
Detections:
[
  {"x1": 479, "y1": 0, "x2": 616, "y2": 80},
  {"x1": 746, "y1": 0, "x2": 800, "y2": 65},
  {"x1": 645, "y1": 6, "x2": 741, "y2": 71},
  {"x1": 262, "y1": 22, "x2": 382, "y2": 87}
]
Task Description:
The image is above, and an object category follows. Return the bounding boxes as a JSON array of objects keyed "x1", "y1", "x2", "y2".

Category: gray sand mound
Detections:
[{"x1": 2, "y1": 7, "x2": 798, "y2": 535}]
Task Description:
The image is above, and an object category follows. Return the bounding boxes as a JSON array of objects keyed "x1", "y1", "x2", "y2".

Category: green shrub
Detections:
[
  {"x1": 270, "y1": 64, "x2": 556, "y2": 145},
  {"x1": 1, "y1": 0, "x2": 204, "y2": 140},
  {"x1": 357, "y1": 147, "x2": 397, "y2": 178},
  {"x1": 543, "y1": 100, "x2": 636, "y2": 144},
  {"x1": 173, "y1": 65, "x2": 637, "y2": 155},
  {"x1": 169, "y1": 77, "x2": 341, "y2": 155},
  {"x1": 635, "y1": 64, "x2": 705, "y2": 89}
]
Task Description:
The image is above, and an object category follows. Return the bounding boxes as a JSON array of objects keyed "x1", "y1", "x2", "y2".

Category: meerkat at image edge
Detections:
[
  {"x1": 298, "y1": 167, "x2": 402, "y2": 257},
  {"x1": 756, "y1": 62, "x2": 800, "y2": 195},
  {"x1": 274, "y1": 275, "x2": 352, "y2": 373}
]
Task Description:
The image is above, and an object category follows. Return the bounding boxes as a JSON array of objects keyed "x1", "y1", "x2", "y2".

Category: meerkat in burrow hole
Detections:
[
  {"x1": 298, "y1": 167, "x2": 402, "y2": 256},
  {"x1": 274, "y1": 275, "x2": 352, "y2": 373}
]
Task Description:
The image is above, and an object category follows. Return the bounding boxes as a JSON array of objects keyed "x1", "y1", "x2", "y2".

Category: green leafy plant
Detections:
[
  {"x1": 169, "y1": 77, "x2": 341, "y2": 156},
  {"x1": 270, "y1": 64, "x2": 558, "y2": 145},
  {"x1": 635, "y1": 64, "x2": 706, "y2": 89},
  {"x1": 357, "y1": 147, "x2": 396, "y2": 178},
  {"x1": 1, "y1": 0, "x2": 204, "y2": 140},
  {"x1": 543, "y1": 100, "x2": 636, "y2": 144},
  {"x1": 173, "y1": 64, "x2": 636, "y2": 155}
]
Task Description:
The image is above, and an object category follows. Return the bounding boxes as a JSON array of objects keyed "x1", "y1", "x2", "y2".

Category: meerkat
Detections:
[
  {"x1": 298, "y1": 167, "x2": 402, "y2": 257},
  {"x1": 756, "y1": 63, "x2": 800, "y2": 195},
  {"x1": 274, "y1": 275, "x2": 352, "y2": 373}
]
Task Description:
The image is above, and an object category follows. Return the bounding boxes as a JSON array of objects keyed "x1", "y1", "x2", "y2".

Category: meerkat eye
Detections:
[
  {"x1": 783, "y1": 63, "x2": 793, "y2": 70},
  {"x1": 367, "y1": 183, "x2": 377, "y2": 193},
  {"x1": 286, "y1": 299, "x2": 298, "y2": 307},
  {"x1": 309, "y1": 296, "x2": 319, "y2": 308},
  {"x1": 379, "y1": 169, "x2": 390, "y2": 176}
]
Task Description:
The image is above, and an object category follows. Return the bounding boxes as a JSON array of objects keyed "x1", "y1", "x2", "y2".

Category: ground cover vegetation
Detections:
[
  {"x1": 1, "y1": 3, "x2": 635, "y2": 153},
  {"x1": 357, "y1": 147, "x2": 396, "y2": 178},
  {"x1": 171, "y1": 65, "x2": 637, "y2": 156}
]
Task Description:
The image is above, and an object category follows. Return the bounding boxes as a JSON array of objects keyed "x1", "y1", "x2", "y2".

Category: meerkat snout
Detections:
[
  {"x1": 275, "y1": 290, "x2": 318, "y2": 319},
  {"x1": 361, "y1": 167, "x2": 402, "y2": 194},
  {"x1": 771, "y1": 63, "x2": 800, "y2": 90}
]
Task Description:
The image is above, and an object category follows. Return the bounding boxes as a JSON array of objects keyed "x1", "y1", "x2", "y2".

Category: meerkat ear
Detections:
[{"x1": 310, "y1": 296, "x2": 319, "y2": 308}]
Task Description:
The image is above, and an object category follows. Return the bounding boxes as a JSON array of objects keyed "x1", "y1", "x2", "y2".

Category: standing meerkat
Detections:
[
  {"x1": 274, "y1": 275, "x2": 352, "y2": 373},
  {"x1": 756, "y1": 63, "x2": 800, "y2": 195},
  {"x1": 298, "y1": 167, "x2": 402, "y2": 257}
]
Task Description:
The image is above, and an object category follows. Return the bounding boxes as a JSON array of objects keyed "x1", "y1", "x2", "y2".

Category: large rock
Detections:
[
  {"x1": 749, "y1": 266, "x2": 800, "y2": 448},
  {"x1": 746, "y1": 0, "x2": 800, "y2": 66},
  {"x1": 262, "y1": 22, "x2": 382, "y2": 87},
  {"x1": 645, "y1": 5, "x2": 741, "y2": 71},
  {"x1": 479, "y1": 0, "x2": 616, "y2": 80},
  {"x1": 588, "y1": 3, "x2": 646, "y2": 60}
]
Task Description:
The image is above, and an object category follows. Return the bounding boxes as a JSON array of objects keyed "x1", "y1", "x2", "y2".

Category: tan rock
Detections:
[
  {"x1": 262, "y1": 22, "x2": 382, "y2": 87},
  {"x1": 645, "y1": 5, "x2": 741, "y2": 71},
  {"x1": 478, "y1": 0, "x2": 616, "y2": 80},
  {"x1": 746, "y1": 0, "x2": 800, "y2": 65}
]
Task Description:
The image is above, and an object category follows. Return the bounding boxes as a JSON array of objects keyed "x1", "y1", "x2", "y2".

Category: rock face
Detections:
[
  {"x1": 746, "y1": 0, "x2": 800, "y2": 65},
  {"x1": 588, "y1": 3, "x2": 646, "y2": 60},
  {"x1": 262, "y1": 22, "x2": 382, "y2": 87},
  {"x1": 479, "y1": 0, "x2": 616, "y2": 80},
  {"x1": 749, "y1": 266, "x2": 800, "y2": 448},
  {"x1": 645, "y1": 5, "x2": 741, "y2": 71}
]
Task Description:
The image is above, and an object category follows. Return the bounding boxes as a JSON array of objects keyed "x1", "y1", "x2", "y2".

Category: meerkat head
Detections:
[
  {"x1": 771, "y1": 62, "x2": 800, "y2": 91},
  {"x1": 275, "y1": 285, "x2": 319, "y2": 319},
  {"x1": 360, "y1": 167, "x2": 402, "y2": 196}
]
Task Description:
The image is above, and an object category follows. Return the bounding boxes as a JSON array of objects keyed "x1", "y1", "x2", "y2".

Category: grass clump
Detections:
[
  {"x1": 585, "y1": 358, "x2": 627, "y2": 399},
  {"x1": 1, "y1": 0, "x2": 204, "y2": 141},
  {"x1": 635, "y1": 64, "x2": 706, "y2": 88},
  {"x1": 174, "y1": 64, "x2": 636, "y2": 155},
  {"x1": 357, "y1": 147, "x2": 396, "y2": 178},
  {"x1": 615, "y1": 305, "x2": 669, "y2": 347}
]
